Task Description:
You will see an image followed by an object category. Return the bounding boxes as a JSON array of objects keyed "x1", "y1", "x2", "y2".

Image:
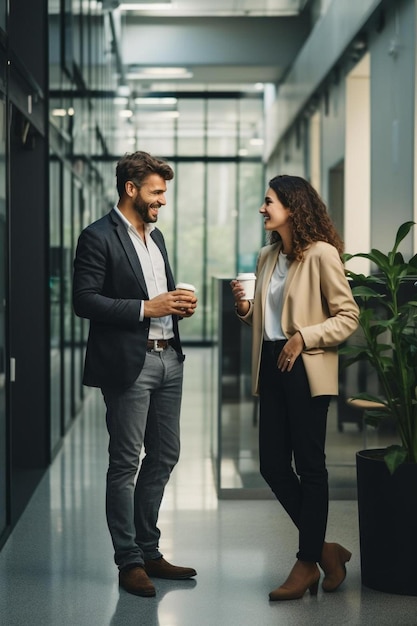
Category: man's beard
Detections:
[{"x1": 133, "y1": 197, "x2": 159, "y2": 223}]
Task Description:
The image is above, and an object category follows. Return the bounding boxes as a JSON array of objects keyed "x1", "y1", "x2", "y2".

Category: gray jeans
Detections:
[{"x1": 102, "y1": 346, "x2": 183, "y2": 570}]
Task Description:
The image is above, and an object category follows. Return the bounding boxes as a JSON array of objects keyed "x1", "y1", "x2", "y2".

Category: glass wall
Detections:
[
  {"x1": 155, "y1": 94, "x2": 265, "y2": 342},
  {"x1": 49, "y1": 158, "x2": 63, "y2": 454},
  {"x1": 48, "y1": 0, "x2": 115, "y2": 451},
  {"x1": 62, "y1": 165, "x2": 73, "y2": 431},
  {"x1": 0, "y1": 95, "x2": 6, "y2": 535},
  {"x1": 0, "y1": 1, "x2": 5, "y2": 32},
  {"x1": 176, "y1": 162, "x2": 205, "y2": 339}
]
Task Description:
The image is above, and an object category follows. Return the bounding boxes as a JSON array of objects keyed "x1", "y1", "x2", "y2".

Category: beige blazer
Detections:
[{"x1": 239, "y1": 241, "x2": 359, "y2": 397}]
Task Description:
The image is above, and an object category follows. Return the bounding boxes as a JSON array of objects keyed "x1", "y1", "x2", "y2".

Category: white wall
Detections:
[{"x1": 344, "y1": 54, "x2": 371, "y2": 274}]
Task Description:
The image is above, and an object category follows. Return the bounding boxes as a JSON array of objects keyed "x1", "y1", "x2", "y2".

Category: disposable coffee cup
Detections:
[
  {"x1": 176, "y1": 282, "x2": 196, "y2": 292},
  {"x1": 236, "y1": 272, "x2": 256, "y2": 300}
]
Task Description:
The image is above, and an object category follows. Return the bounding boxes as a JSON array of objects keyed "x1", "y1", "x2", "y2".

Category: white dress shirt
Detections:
[{"x1": 114, "y1": 207, "x2": 174, "y2": 340}]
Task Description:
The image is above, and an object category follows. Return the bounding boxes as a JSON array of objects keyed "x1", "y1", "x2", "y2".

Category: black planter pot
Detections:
[{"x1": 356, "y1": 449, "x2": 417, "y2": 596}]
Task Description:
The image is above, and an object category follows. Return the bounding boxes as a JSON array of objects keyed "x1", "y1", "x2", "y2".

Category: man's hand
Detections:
[{"x1": 143, "y1": 289, "x2": 198, "y2": 319}]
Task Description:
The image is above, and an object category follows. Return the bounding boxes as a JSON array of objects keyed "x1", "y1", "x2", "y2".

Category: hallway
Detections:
[{"x1": 1, "y1": 348, "x2": 416, "y2": 626}]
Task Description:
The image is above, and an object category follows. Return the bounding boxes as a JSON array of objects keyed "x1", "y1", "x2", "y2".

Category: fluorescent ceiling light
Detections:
[
  {"x1": 119, "y1": 3, "x2": 172, "y2": 9},
  {"x1": 142, "y1": 67, "x2": 189, "y2": 76},
  {"x1": 127, "y1": 67, "x2": 193, "y2": 80},
  {"x1": 52, "y1": 109, "x2": 67, "y2": 117},
  {"x1": 119, "y1": 109, "x2": 133, "y2": 118},
  {"x1": 134, "y1": 97, "x2": 178, "y2": 105}
]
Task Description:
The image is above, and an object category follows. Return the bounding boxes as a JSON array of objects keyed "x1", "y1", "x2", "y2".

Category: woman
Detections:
[{"x1": 231, "y1": 175, "x2": 359, "y2": 601}]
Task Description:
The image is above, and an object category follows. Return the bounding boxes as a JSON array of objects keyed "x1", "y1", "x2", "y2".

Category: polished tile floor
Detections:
[{"x1": 1, "y1": 348, "x2": 417, "y2": 626}]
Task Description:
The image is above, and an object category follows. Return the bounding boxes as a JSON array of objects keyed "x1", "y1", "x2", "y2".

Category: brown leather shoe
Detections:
[
  {"x1": 119, "y1": 566, "x2": 156, "y2": 597},
  {"x1": 144, "y1": 557, "x2": 197, "y2": 580},
  {"x1": 319, "y1": 542, "x2": 352, "y2": 592},
  {"x1": 269, "y1": 560, "x2": 320, "y2": 601}
]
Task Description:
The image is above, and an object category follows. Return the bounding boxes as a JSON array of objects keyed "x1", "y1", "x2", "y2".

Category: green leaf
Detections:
[
  {"x1": 384, "y1": 445, "x2": 408, "y2": 474},
  {"x1": 352, "y1": 286, "x2": 385, "y2": 299},
  {"x1": 368, "y1": 249, "x2": 390, "y2": 271},
  {"x1": 339, "y1": 345, "x2": 367, "y2": 358},
  {"x1": 394, "y1": 221, "x2": 415, "y2": 252},
  {"x1": 391, "y1": 251, "x2": 405, "y2": 265}
]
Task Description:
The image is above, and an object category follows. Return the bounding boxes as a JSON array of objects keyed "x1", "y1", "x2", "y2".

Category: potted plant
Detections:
[{"x1": 341, "y1": 221, "x2": 417, "y2": 596}]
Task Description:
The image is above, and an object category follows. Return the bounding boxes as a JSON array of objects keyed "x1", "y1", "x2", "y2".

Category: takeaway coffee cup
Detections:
[
  {"x1": 236, "y1": 272, "x2": 256, "y2": 300},
  {"x1": 176, "y1": 282, "x2": 196, "y2": 313},
  {"x1": 176, "y1": 282, "x2": 196, "y2": 293}
]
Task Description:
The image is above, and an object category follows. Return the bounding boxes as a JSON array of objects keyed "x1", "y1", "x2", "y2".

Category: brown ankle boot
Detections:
[
  {"x1": 319, "y1": 542, "x2": 352, "y2": 592},
  {"x1": 269, "y1": 560, "x2": 320, "y2": 601}
]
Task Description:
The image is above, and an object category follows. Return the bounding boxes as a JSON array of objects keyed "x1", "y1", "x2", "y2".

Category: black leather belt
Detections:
[{"x1": 147, "y1": 339, "x2": 172, "y2": 352}]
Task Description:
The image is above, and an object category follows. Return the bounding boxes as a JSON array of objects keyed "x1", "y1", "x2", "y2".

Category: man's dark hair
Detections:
[{"x1": 116, "y1": 151, "x2": 174, "y2": 198}]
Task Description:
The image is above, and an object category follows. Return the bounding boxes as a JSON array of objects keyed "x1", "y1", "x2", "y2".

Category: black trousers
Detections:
[{"x1": 259, "y1": 340, "x2": 330, "y2": 563}]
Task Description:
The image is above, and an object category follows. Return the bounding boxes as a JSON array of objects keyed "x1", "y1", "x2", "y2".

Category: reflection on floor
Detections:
[
  {"x1": 218, "y1": 381, "x2": 399, "y2": 498},
  {"x1": 0, "y1": 348, "x2": 416, "y2": 626}
]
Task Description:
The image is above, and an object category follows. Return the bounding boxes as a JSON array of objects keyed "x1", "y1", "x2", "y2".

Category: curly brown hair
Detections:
[
  {"x1": 116, "y1": 151, "x2": 174, "y2": 198},
  {"x1": 267, "y1": 175, "x2": 344, "y2": 261}
]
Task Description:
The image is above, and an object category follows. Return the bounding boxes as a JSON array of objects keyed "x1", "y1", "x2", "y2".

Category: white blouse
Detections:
[{"x1": 263, "y1": 251, "x2": 289, "y2": 341}]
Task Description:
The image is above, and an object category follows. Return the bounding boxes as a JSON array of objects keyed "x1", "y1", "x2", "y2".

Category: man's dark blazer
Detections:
[{"x1": 73, "y1": 208, "x2": 183, "y2": 390}]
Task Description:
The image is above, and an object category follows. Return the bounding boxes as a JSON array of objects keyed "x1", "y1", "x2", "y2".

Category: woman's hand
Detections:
[
  {"x1": 230, "y1": 280, "x2": 250, "y2": 316},
  {"x1": 277, "y1": 331, "x2": 305, "y2": 372}
]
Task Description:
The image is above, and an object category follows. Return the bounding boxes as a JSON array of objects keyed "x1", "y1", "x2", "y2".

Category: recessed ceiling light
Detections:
[
  {"x1": 119, "y1": 3, "x2": 172, "y2": 10},
  {"x1": 52, "y1": 109, "x2": 67, "y2": 117},
  {"x1": 142, "y1": 67, "x2": 189, "y2": 77},
  {"x1": 127, "y1": 67, "x2": 193, "y2": 80},
  {"x1": 134, "y1": 97, "x2": 178, "y2": 105}
]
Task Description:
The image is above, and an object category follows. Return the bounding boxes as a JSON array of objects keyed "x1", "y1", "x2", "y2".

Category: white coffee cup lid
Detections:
[
  {"x1": 176, "y1": 282, "x2": 196, "y2": 292},
  {"x1": 236, "y1": 273, "x2": 256, "y2": 280}
]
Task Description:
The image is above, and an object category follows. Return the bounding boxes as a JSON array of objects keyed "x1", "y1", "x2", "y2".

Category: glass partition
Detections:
[
  {"x1": 72, "y1": 183, "x2": 83, "y2": 416},
  {"x1": 0, "y1": 0, "x2": 5, "y2": 32},
  {"x1": 63, "y1": 165, "x2": 73, "y2": 430},
  {"x1": 0, "y1": 95, "x2": 6, "y2": 533},
  {"x1": 176, "y1": 162, "x2": 205, "y2": 340},
  {"x1": 49, "y1": 158, "x2": 63, "y2": 453}
]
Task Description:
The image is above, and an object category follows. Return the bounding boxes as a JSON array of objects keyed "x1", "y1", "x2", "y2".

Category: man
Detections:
[{"x1": 73, "y1": 151, "x2": 198, "y2": 597}]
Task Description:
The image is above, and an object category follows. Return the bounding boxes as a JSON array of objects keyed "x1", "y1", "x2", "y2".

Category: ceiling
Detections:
[
  {"x1": 102, "y1": 0, "x2": 310, "y2": 17},
  {"x1": 50, "y1": 0, "x2": 314, "y2": 162},
  {"x1": 107, "y1": 0, "x2": 313, "y2": 94}
]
